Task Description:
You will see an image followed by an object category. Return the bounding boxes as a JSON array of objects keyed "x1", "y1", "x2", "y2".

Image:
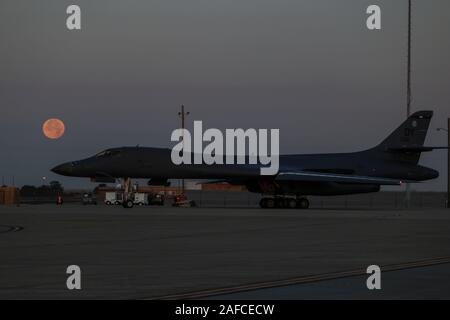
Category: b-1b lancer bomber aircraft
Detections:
[{"x1": 52, "y1": 111, "x2": 444, "y2": 209}]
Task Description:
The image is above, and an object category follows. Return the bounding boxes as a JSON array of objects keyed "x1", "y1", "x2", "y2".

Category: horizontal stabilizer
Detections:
[{"x1": 277, "y1": 171, "x2": 403, "y2": 185}]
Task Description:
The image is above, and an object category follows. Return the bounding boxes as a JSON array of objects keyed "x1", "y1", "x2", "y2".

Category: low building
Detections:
[
  {"x1": 201, "y1": 182, "x2": 247, "y2": 192},
  {"x1": 0, "y1": 187, "x2": 19, "y2": 205},
  {"x1": 95, "y1": 186, "x2": 182, "y2": 203}
]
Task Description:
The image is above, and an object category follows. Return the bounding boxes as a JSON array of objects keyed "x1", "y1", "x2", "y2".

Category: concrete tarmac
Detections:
[
  {"x1": 207, "y1": 264, "x2": 450, "y2": 300},
  {"x1": 0, "y1": 205, "x2": 449, "y2": 299}
]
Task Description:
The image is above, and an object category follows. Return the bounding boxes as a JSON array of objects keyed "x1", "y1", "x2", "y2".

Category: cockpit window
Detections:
[
  {"x1": 95, "y1": 150, "x2": 108, "y2": 157},
  {"x1": 95, "y1": 150, "x2": 121, "y2": 158}
]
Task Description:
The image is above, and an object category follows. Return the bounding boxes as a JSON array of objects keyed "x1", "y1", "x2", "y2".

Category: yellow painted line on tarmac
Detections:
[{"x1": 150, "y1": 256, "x2": 450, "y2": 300}]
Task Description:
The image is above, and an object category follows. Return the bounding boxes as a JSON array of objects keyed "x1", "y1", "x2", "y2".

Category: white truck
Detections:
[
  {"x1": 105, "y1": 192, "x2": 152, "y2": 207},
  {"x1": 104, "y1": 192, "x2": 124, "y2": 205},
  {"x1": 133, "y1": 193, "x2": 149, "y2": 206}
]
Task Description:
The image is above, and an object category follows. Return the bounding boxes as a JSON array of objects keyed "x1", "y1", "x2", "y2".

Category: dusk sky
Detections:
[{"x1": 1, "y1": 0, "x2": 449, "y2": 190}]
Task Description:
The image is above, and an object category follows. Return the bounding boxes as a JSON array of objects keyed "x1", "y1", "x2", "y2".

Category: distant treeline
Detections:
[{"x1": 20, "y1": 181, "x2": 64, "y2": 196}]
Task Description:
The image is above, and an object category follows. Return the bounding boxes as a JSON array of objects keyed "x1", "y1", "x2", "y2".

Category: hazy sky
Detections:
[{"x1": 1, "y1": 0, "x2": 449, "y2": 190}]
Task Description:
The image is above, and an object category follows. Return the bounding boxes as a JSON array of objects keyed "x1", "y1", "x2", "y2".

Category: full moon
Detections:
[{"x1": 42, "y1": 118, "x2": 65, "y2": 140}]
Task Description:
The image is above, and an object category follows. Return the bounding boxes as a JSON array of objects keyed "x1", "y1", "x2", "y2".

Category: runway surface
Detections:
[
  {"x1": 207, "y1": 263, "x2": 450, "y2": 300},
  {"x1": 0, "y1": 205, "x2": 450, "y2": 299}
]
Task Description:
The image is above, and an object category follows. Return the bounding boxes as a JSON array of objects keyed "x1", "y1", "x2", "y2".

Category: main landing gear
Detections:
[{"x1": 259, "y1": 197, "x2": 310, "y2": 209}]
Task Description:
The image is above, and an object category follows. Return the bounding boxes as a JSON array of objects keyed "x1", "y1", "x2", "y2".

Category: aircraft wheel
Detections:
[
  {"x1": 123, "y1": 199, "x2": 134, "y2": 209},
  {"x1": 266, "y1": 198, "x2": 276, "y2": 209},
  {"x1": 287, "y1": 199, "x2": 297, "y2": 209},
  {"x1": 277, "y1": 198, "x2": 289, "y2": 209},
  {"x1": 259, "y1": 198, "x2": 267, "y2": 208},
  {"x1": 297, "y1": 198, "x2": 310, "y2": 209}
]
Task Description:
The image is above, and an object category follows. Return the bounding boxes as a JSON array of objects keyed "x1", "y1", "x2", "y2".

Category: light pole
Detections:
[
  {"x1": 406, "y1": 0, "x2": 412, "y2": 118},
  {"x1": 178, "y1": 105, "x2": 190, "y2": 195},
  {"x1": 437, "y1": 118, "x2": 450, "y2": 208},
  {"x1": 405, "y1": 0, "x2": 412, "y2": 207}
]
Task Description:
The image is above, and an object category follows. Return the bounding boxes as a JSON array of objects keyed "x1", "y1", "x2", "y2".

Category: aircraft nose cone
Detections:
[
  {"x1": 51, "y1": 163, "x2": 72, "y2": 176},
  {"x1": 430, "y1": 169, "x2": 439, "y2": 179}
]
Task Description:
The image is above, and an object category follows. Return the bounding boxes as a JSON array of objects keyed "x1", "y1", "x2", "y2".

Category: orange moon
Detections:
[{"x1": 42, "y1": 118, "x2": 65, "y2": 140}]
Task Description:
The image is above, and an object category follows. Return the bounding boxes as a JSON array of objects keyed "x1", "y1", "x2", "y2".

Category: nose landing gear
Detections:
[
  {"x1": 123, "y1": 199, "x2": 134, "y2": 209},
  {"x1": 259, "y1": 196, "x2": 310, "y2": 209},
  {"x1": 122, "y1": 177, "x2": 135, "y2": 209}
]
